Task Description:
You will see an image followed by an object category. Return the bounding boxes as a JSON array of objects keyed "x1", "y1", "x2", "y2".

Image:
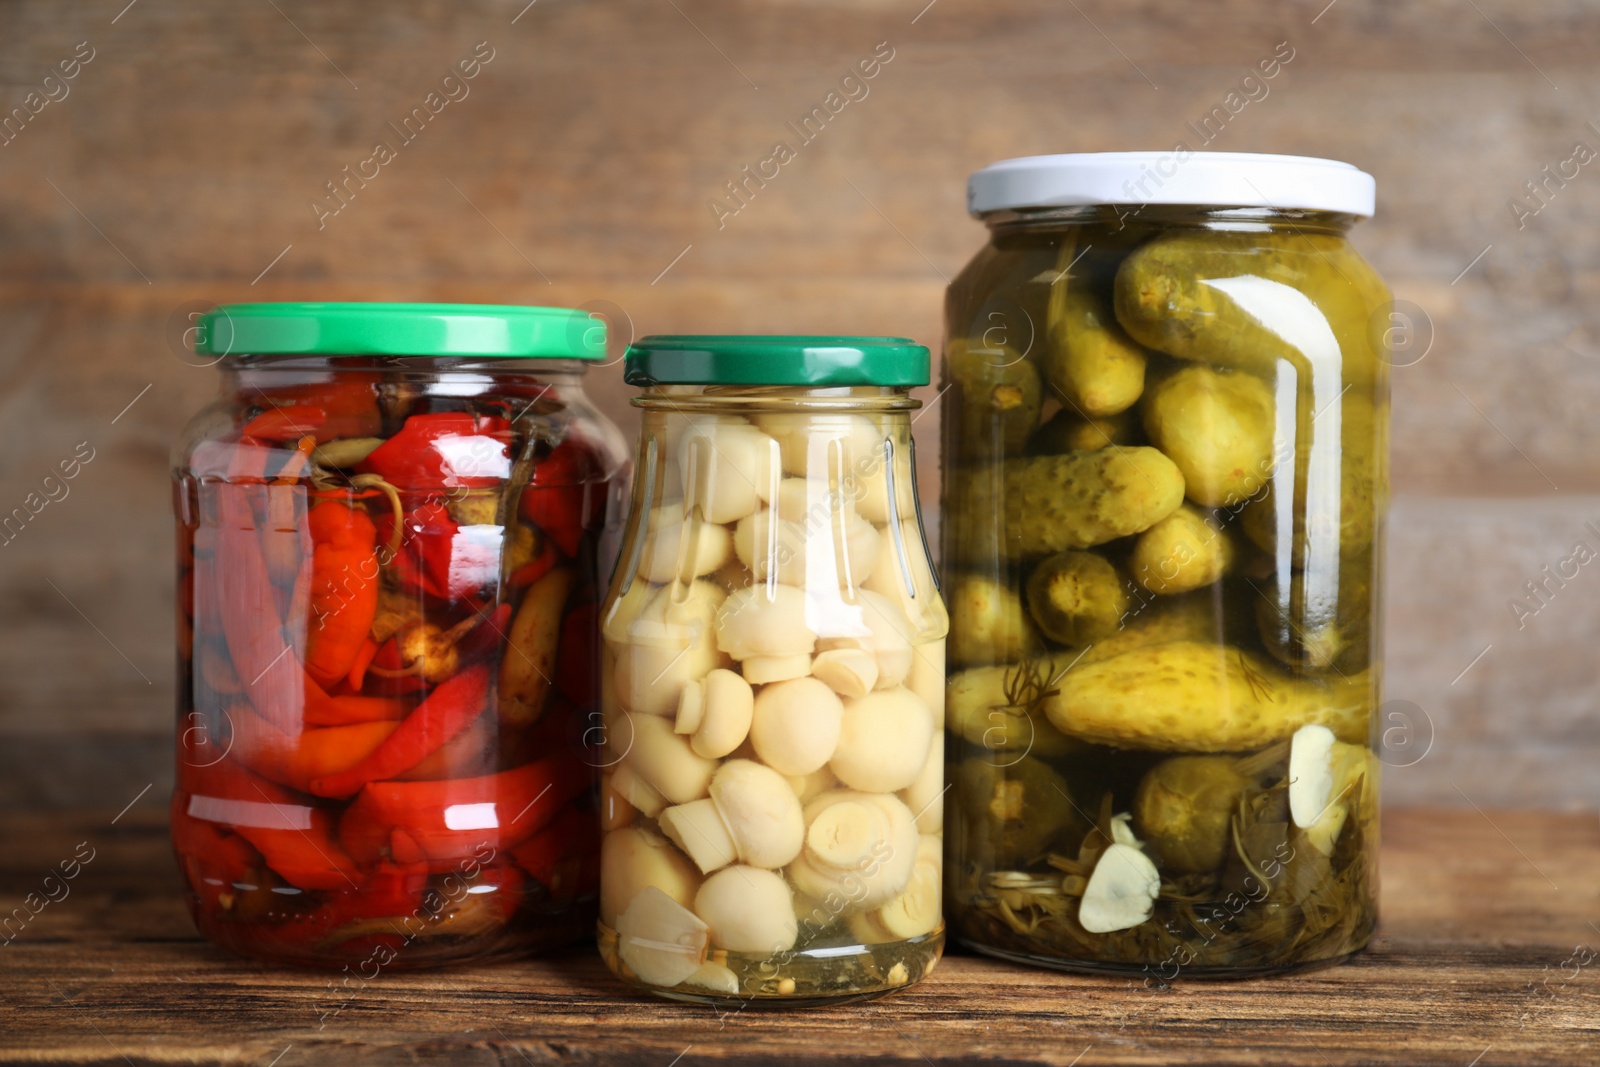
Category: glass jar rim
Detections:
[{"x1": 624, "y1": 335, "x2": 930, "y2": 387}]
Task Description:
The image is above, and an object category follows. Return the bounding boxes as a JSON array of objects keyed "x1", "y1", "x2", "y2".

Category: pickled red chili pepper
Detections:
[
  {"x1": 304, "y1": 500, "x2": 380, "y2": 687},
  {"x1": 308, "y1": 663, "x2": 492, "y2": 797},
  {"x1": 175, "y1": 311, "x2": 622, "y2": 967},
  {"x1": 356, "y1": 412, "x2": 511, "y2": 489},
  {"x1": 518, "y1": 436, "x2": 605, "y2": 557}
]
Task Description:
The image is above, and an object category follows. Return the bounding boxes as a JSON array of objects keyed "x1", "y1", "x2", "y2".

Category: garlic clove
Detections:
[
  {"x1": 1078, "y1": 842, "x2": 1160, "y2": 934},
  {"x1": 1288, "y1": 723, "x2": 1338, "y2": 830},
  {"x1": 683, "y1": 960, "x2": 741, "y2": 995},
  {"x1": 616, "y1": 886, "x2": 712, "y2": 987},
  {"x1": 659, "y1": 798, "x2": 739, "y2": 874}
]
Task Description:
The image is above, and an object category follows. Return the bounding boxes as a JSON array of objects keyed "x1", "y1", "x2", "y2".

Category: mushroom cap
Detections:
[
  {"x1": 624, "y1": 712, "x2": 718, "y2": 805},
  {"x1": 613, "y1": 580, "x2": 728, "y2": 715},
  {"x1": 830, "y1": 687, "x2": 935, "y2": 793},
  {"x1": 899, "y1": 732, "x2": 945, "y2": 834},
  {"x1": 749, "y1": 676, "x2": 844, "y2": 777},
  {"x1": 710, "y1": 759, "x2": 805, "y2": 869},
  {"x1": 811, "y1": 647, "x2": 879, "y2": 699},
  {"x1": 638, "y1": 502, "x2": 733, "y2": 583},
  {"x1": 813, "y1": 589, "x2": 916, "y2": 690},
  {"x1": 714, "y1": 585, "x2": 817, "y2": 663},
  {"x1": 694, "y1": 865, "x2": 798, "y2": 954},
  {"x1": 677, "y1": 668, "x2": 754, "y2": 759},
  {"x1": 677, "y1": 421, "x2": 780, "y2": 525},
  {"x1": 600, "y1": 827, "x2": 701, "y2": 926},
  {"x1": 790, "y1": 790, "x2": 919, "y2": 910},
  {"x1": 733, "y1": 507, "x2": 879, "y2": 589}
]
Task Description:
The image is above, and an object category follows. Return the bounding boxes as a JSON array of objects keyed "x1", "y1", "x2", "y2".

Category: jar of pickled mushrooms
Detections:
[
  {"x1": 597, "y1": 335, "x2": 948, "y2": 1004},
  {"x1": 943, "y1": 153, "x2": 1388, "y2": 977}
]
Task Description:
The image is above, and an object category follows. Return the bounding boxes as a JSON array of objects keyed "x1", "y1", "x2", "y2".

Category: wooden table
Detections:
[{"x1": 2, "y1": 808, "x2": 1596, "y2": 1065}]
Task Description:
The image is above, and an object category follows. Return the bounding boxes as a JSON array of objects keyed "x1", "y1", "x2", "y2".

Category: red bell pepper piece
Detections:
[
  {"x1": 377, "y1": 502, "x2": 502, "y2": 601},
  {"x1": 179, "y1": 758, "x2": 364, "y2": 891},
  {"x1": 339, "y1": 755, "x2": 591, "y2": 871},
  {"x1": 309, "y1": 664, "x2": 492, "y2": 797},
  {"x1": 304, "y1": 501, "x2": 381, "y2": 687},
  {"x1": 229, "y1": 704, "x2": 400, "y2": 797},
  {"x1": 242, "y1": 380, "x2": 382, "y2": 442},
  {"x1": 171, "y1": 794, "x2": 260, "y2": 910},
  {"x1": 508, "y1": 803, "x2": 597, "y2": 900},
  {"x1": 356, "y1": 412, "x2": 511, "y2": 490},
  {"x1": 518, "y1": 436, "x2": 607, "y2": 558}
]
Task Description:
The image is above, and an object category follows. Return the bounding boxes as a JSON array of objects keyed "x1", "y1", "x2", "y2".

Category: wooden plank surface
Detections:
[{"x1": 2, "y1": 808, "x2": 1597, "y2": 1065}]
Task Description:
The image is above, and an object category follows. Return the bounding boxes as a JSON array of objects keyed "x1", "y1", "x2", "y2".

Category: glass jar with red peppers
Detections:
[{"x1": 171, "y1": 303, "x2": 628, "y2": 968}]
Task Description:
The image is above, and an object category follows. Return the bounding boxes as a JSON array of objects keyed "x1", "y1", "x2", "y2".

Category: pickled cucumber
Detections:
[
  {"x1": 1129, "y1": 504, "x2": 1235, "y2": 595},
  {"x1": 1026, "y1": 551, "x2": 1129, "y2": 646},
  {"x1": 1133, "y1": 756, "x2": 1254, "y2": 874},
  {"x1": 946, "y1": 339, "x2": 1042, "y2": 456},
  {"x1": 1042, "y1": 641, "x2": 1367, "y2": 752},
  {"x1": 1143, "y1": 365, "x2": 1276, "y2": 509},
  {"x1": 1254, "y1": 568, "x2": 1371, "y2": 673},
  {"x1": 1029, "y1": 408, "x2": 1143, "y2": 454},
  {"x1": 1043, "y1": 288, "x2": 1146, "y2": 417},
  {"x1": 947, "y1": 659, "x2": 1080, "y2": 757},
  {"x1": 949, "y1": 448, "x2": 1185, "y2": 560},
  {"x1": 956, "y1": 755, "x2": 1086, "y2": 867},
  {"x1": 1114, "y1": 230, "x2": 1391, "y2": 379},
  {"x1": 948, "y1": 574, "x2": 1037, "y2": 667}
]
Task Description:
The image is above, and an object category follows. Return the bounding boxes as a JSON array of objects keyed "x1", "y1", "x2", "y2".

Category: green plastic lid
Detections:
[
  {"x1": 623, "y1": 335, "x2": 929, "y2": 387},
  {"x1": 196, "y1": 302, "x2": 605, "y2": 359}
]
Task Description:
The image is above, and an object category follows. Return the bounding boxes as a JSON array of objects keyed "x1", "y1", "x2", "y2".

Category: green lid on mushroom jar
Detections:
[{"x1": 623, "y1": 335, "x2": 930, "y2": 387}]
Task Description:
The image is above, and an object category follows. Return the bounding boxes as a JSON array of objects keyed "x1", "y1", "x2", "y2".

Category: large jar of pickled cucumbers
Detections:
[
  {"x1": 598, "y1": 336, "x2": 948, "y2": 1005},
  {"x1": 943, "y1": 153, "x2": 1388, "y2": 978}
]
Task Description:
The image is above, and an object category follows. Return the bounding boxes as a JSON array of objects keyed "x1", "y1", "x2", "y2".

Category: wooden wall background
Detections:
[{"x1": 2, "y1": 0, "x2": 1598, "y2": 811}]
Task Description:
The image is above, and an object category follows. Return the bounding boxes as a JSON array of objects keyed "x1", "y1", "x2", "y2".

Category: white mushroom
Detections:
[
  {"x1": 810, "y1": 647, "x2": 879, "y2": 699},
  {"x1": 613, "y1": 580, "x2": 728, "y2": 716},
  {"x1": 788, "y1": 790, "x2": 919, "y2": 912},
  {"x1": 678, "y1": 421, "x2": 779, "y2": 524},
  {"x1": 694, "y1": 865, "x2": 798, "y2": 954},
  {"x1": 600, "y1": 773, "x2": 636, "y2": 832},
  {"x1": 899, "y1": 732, "x2": 945, "y2": 834},
  {"x1": 709, "y1": 759, "x2": 805, "y2": 868},
  {"x1": 786, "y1": 766, "x2": 838, "y2": 804},
  {"x1": 674, "y1": 668, "x2": 754, "y2": 759},
  {"x1": 849, "y1": 833, "x2": 943, "y2": 942},
  {"x1": 616, "y1": 886, "x2": 711, "y2": 987},
  {"x1": 749, "y1": 677, "x2": 844, "y2": 777},
  {"x1": 813, "y1": 589, "x2": 915, "y2": 690},
  {"x1": 624, "y1": 712, "x2": 718, "y2": 805},
  {"x1": 610, "y1": 761, "x2": 667, "y2": 818},
  {"x1": 714, "y1": 584, "x2": 817, "y2": 683},
  {"x1": 906, "y1": 637, "x2": 945, "y2": 727},
  {"x1": 830, "y1": 687, "x2": 934, "y2": 794},
  {"x1": 750, "y1": 412, "x2": 880, "y2": 478},
  {"x1": 659, "y1": 760, "x2": 804, "y2": 874},
  {"x1": 637, "y1": 502, "x2": 733, "y2": 583},
  {"x1": 1078, "y1": 841, "x2": 1160, "y2": 933},
  {"x1": 732, "y1": 507, "x2": 879, "y2": 589},
  {"x1": 1288, "y1": 723, "x2": 1338, "y2": 830},
  {"x1": 600, "y1": 827, "x2": 701, "y2": 925}
]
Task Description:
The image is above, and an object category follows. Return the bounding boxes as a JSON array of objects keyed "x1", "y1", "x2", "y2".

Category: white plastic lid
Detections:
[{"x1": 967, "y1": 152, "x2": 1375, "y2": 218}]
